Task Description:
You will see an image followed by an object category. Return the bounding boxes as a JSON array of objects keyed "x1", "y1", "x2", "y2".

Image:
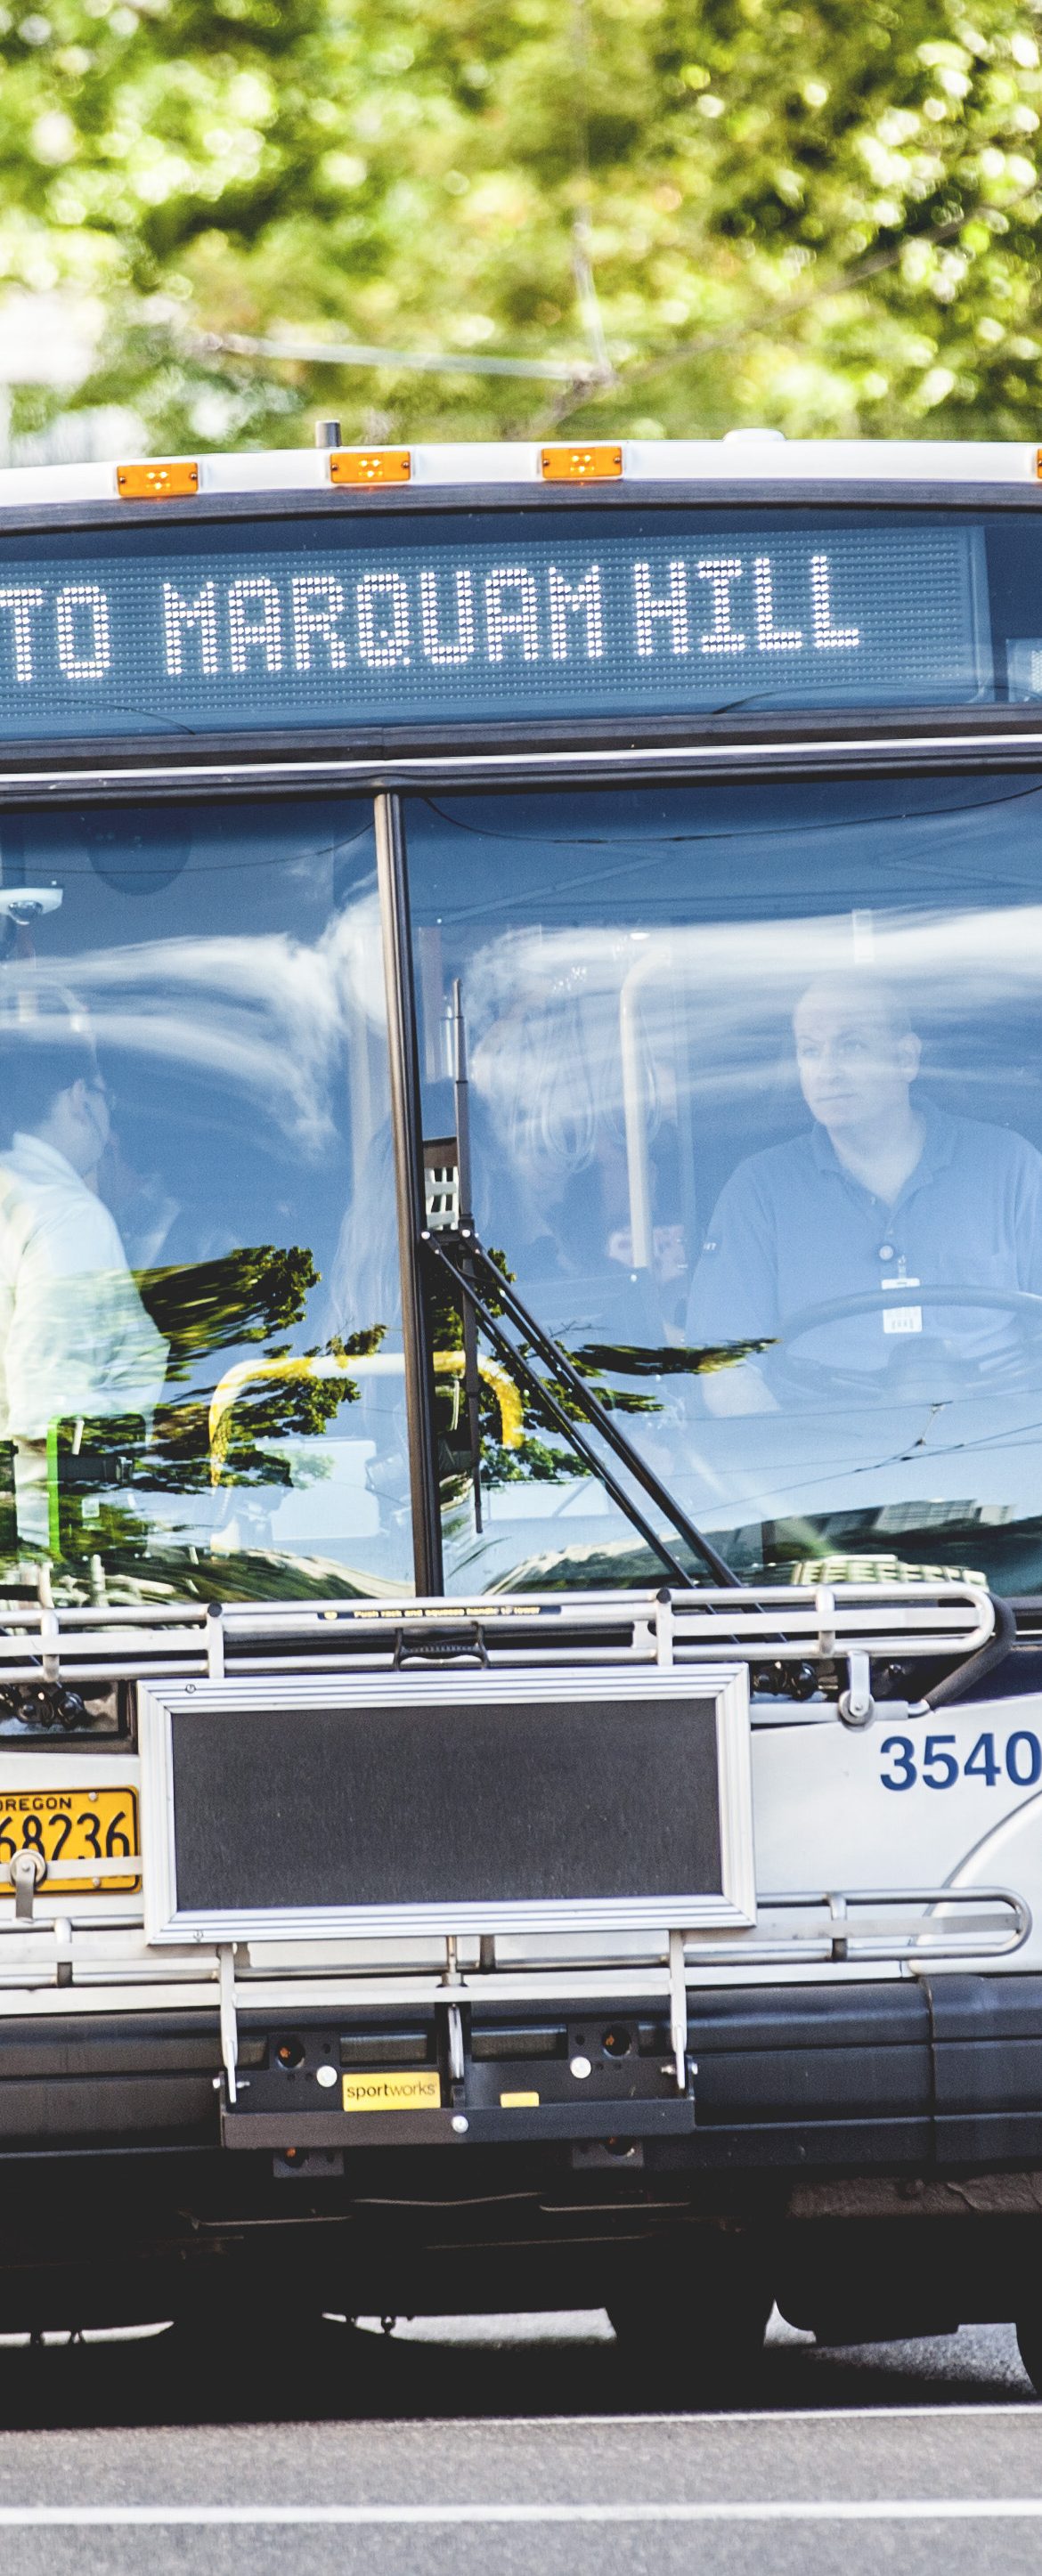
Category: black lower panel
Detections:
[
  {"x1": 0, "y1": 2013, "x2": 220, "y2": 2149},
  {"x1": 0, "y1": 1979, "x2": 1036, "y2": 2171}
]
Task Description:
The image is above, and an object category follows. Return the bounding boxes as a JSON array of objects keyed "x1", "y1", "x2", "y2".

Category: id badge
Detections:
[{"x1": 881, "y1": 1272, "x2": 922, "y2": 1334}]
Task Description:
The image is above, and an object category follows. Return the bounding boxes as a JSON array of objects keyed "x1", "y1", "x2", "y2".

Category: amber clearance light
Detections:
[
  {"x1": 329, "y1": 449, "x2": 411, "y2": 484},
  {"x1": 540, "y1": 444, "x2": 623, "y2": 481},
  {"x1": 116, "y1": 460, "x2": 199, "y2": 500}
]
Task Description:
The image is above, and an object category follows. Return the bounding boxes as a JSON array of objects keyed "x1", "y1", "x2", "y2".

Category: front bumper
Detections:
[{"x1": 0, "y1": 1976, "x2": 1037, "y2": 2174}]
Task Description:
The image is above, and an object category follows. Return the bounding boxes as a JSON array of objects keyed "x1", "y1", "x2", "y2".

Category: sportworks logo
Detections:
[{"x1": 342, "y1": 2069, "x2": 442, "y2": 2113}]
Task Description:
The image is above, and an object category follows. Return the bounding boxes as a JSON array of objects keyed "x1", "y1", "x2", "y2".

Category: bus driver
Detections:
[
  {"x1": 688, "y1": 976, "x2": 1042, "y2": 1413},
  {"x1": 0, "y1": 1017, "x2": 168, "y2": 1541}
]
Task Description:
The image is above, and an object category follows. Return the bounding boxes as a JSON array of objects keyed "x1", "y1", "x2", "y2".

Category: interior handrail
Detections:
[{"x1": 207, "y1": 1347, "x2": 524, "y2": 1484}]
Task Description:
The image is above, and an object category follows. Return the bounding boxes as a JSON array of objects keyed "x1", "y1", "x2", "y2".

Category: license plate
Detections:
[{"x1": 0, "y1": 1788, "x2": 140, "y2": 1894}]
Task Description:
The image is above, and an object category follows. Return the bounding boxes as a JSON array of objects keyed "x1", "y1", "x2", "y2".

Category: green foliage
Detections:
[
  {"x1": 572, "y1": 1337, "x2": 777, "y2": 1376},
  {"x1": 480, "y1": 1431, "x2": 582, "y2": 1484},
  {"x1": 151, "y1": 1370, "x2": 349, "y2": 1489},
  {"x1": 132, "y1": 1245, "x2": 385, "y2": 1487},
  {"x1": 5, "y1": 0, "x2": 1042, "y2": 450},
  {"x1": 137, "y1": 1243, "x2": 322, "y2": 1377},
  {"x1": 44, "y1": 1243, "x2": 392, "y2": 1582}
]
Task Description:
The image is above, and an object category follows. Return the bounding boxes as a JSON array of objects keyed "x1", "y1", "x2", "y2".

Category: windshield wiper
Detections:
[
  {"x1": 423, "y1": 1229, "x2": 737, "y2": 1589},
  {"x1": 421, "y1": 980, "x2": 738, "y2": 1590}
]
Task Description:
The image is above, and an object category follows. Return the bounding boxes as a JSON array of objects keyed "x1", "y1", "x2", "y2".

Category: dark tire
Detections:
[
  {"x1": 1016, "y1": 2314, "x2": 1042, "y2": 2395},
  {"x1": 608, "y1": 2239, "x2": 771, "y2": 2406},
  {"x1": 161, "y1": 2282, "x2": 329, "y2": 2377}
]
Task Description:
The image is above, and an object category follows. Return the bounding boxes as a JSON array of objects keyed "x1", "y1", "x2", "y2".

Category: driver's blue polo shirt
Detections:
[{"x1": 687, "y1": 1101, "x2": 1042, "y2": 1372}]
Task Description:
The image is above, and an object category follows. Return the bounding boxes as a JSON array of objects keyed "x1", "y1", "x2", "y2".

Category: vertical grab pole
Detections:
[
  {"x1": 376, "y1": 793, "x2": 444, "y2": 1600},
  {"x1": 452, "y1": 979, "x2": 483, "y2": 1533},
  {"x1": 619, "y1": 948, "x2": 655, "y2": 1273}
]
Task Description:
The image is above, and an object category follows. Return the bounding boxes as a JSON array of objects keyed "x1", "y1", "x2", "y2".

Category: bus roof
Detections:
[{"x1": 0, "y1": 435, "x2": 1038, "y2": 512}]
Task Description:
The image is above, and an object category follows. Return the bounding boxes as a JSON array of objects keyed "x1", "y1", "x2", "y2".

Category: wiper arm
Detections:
[
  {"x1": 428, "y1": 979, "x2": 737, "y2": 1589},
  {"x1": 423, "y1": 1227, "x2": 738, "y2": 1590}
]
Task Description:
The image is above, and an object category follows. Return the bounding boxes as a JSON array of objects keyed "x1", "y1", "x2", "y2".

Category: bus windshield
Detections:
[
  {"x1": 406, "y1": 775, "x2": 1042, "y2": 1599},
  {"x1": 0, "y1": 797, "x2": 412, "y2": 1605}
]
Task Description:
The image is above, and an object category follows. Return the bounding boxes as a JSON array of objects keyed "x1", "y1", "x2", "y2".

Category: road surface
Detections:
[{"x1": 0, "y1": 2312, "x2": 1031, "y2": 2572}]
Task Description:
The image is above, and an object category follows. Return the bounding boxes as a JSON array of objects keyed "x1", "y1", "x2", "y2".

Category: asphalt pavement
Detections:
[{"x1": 0, "y1": 2312, "x2": 1033, "y2": 2575}]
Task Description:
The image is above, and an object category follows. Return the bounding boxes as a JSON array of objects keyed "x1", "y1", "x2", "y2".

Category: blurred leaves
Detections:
[
  {"x1": 573, "y1": 1337, "x2": 777, "y2": 1376},
  {"x1": 137, "y1": 1242, "x2": 322, "y2": 1378},
  {"x1": 133, "y1": 1244, "x2": 384, "y2": 1484},
  {"x1": 2, "y1": 0, "x2": 1042, "y2": 447}
]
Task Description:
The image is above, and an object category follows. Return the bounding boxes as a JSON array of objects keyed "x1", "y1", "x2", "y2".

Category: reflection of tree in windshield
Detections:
[
  {"x1": 141, "y1": 1246, "x2": 322, "y2": 1378},
  {"x1": 48, "y1": 1246, "x2": 385, "y2": 1589},
  {"x1": 572, "y1": 1339, "x2": 777, "y2": 1380},
  {"x1": 140, "y1": 1245, "x2": 378, "y2": 1487}
]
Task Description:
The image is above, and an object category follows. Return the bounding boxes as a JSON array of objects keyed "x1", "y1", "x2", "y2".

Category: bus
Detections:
[{"x1": 0, "y1": 424, "x2": 1038, "y2": 2388}]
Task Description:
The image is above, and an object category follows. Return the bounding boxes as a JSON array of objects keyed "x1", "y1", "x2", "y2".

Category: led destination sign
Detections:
[{"x1": 0, "y1": 513, "x2": 991, "y2": 739}]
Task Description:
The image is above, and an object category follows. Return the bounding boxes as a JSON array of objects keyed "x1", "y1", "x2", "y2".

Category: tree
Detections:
[
  {"x1": 46, "y1": 1242, "x2": 386, "y2": 1590},
  {"x1": 1, "y1": 0, "x2": 1041, "y2": 457},
  {"x1": 47, "y1": 1244, "x2": 381, "y2": 1554}
]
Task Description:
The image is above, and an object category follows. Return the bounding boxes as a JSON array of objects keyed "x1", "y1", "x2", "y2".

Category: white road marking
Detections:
[
  {"x1": 0, "y1": 2501, "x2": 1038, "y2": 2526},
  {"x1": 447, "y1": 2401, "x2": 1039, "y2": 2426}
]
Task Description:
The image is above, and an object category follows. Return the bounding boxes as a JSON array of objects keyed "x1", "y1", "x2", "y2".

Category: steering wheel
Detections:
[{"x1": 768, "y1": 1283, "x2": 1042, "y2": 1402}]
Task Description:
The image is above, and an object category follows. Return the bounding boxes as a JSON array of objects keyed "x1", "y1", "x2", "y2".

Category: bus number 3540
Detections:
[{"x1": 880, "y1": 1732, "x2": 1042, "y2": 1792}]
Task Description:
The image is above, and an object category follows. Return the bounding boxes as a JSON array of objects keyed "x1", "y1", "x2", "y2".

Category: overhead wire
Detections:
[{"x1": 194, "y1": 331, "x2": 595, "y2": 385}]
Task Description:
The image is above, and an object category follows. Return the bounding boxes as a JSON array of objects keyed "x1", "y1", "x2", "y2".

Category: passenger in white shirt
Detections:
[{"x1": 0, "y1": 1031, "x2": 167, "y2": 1539}]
